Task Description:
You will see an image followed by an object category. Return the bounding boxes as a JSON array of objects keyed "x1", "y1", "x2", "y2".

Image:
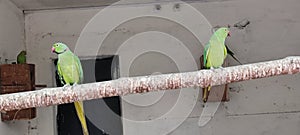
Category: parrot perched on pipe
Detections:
[
  {"x1": 212, "y1": 26, "x2": 242, "y2": 65},
  {"x1": 52, "y1": 42, "x2": 89, "y2": 135},
  {"x1": 203, "y1": 27, "x2": 230, "y2": 102}
]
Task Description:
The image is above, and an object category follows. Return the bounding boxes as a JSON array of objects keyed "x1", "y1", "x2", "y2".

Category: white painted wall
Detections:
[
  {"x1": 24, "y1": 0, "x2": 300, "y2": 134},
  {"x1": 0, "y1": 0, "x2": 24, "y2": 63},
  {"x1": 0, "y1": 0, "x2": 38, "y2": 135}
]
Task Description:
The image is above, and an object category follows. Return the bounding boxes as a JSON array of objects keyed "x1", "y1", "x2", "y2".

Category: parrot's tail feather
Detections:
[
  {"x1": 203, "y1": 86, "x2": 211, "y2": 103},
  {"x1": 74, "y1": 101, "x2": 89, "y2": 135}
]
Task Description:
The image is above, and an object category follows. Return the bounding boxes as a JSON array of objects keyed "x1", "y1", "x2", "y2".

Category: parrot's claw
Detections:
[
  {"x1": 71, "y1": 83, "x2": 78, "y2": 90},
  {"x1": 73, "y1": 83, "x2": 78, "y2": 87},
  {"x1": 62, "y1": 84, "x2": 71, "y2": 90}
]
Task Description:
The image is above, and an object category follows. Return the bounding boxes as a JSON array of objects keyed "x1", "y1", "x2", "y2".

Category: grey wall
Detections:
[
  {"x1": 24, "y1": 0, "x2": 300, "y2": 134},
  {"x1": 0, "y1": 0, "x2": 24, "y2": 63},
  {"x1": 0, "y1": 0, "x2": 38, "y2": 135}
]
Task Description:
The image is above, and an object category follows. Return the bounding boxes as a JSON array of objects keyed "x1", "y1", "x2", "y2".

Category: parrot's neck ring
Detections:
[{"x1": 56, "y1": 48, "x2": 67, "y2": 54}]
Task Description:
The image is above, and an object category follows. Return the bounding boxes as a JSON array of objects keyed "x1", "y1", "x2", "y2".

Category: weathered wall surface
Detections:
[
  {"x1": 0, "y1": 0, "x2": 37, "y2": 135},
  {"x1": 0, "y1": 0, "x2": 24, "y2": 63},
  {"x1": 25, "y1": 0, "x2": 300, "y2": 134}
]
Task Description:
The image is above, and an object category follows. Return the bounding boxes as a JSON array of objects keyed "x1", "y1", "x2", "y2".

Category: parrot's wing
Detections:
[
  {"x1": 203, "y1": 43, "x2": 210, "y2": 68},
  {"x1": 74, "y1": 55, "x2": 84, "y2": 83},
  {"x1": 17, "y1": 53, "x2": 21, "y2": 64},
  {"x1": 223, "y1": 44, "x2": 227, "y2": 59},
  {"x1": 57, "y1": 63, "x2": 65, "y2": 85}
]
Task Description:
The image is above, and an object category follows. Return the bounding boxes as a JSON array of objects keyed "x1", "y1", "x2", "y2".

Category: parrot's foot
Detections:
[
  {"x1": 210, "y1": 67, "x2": 214, "y2": 70},
  {"x1": 63, "y1": 84, "x2": 71, "y2": 88},
  {"x1": 219, "y1": 66, "x2": 225, "y2": 71},
  {"x1": 62, "y1": 84, "x2": 71, "y2": 90},
  {"x1": 72, "y1": 83, "x2": 79, "y2": 87}
]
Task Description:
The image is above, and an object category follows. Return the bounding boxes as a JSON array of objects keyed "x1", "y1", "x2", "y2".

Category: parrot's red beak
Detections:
[
  {"x1": 51, "y1": 47, "x2": 56, "y2": 53},
  {"x1": 227, "y1": 32, "x2": 231, "y2": 37}
]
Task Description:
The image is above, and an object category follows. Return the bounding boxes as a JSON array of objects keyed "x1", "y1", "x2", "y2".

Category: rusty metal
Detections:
[{"x1": 0, "y1": 56, "x2": 300, "y2": 112}]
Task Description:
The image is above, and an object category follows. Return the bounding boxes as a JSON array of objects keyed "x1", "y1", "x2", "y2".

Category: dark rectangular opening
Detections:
[{"x1": 54, "y1": 55, "x2": 122, "y2": 135}]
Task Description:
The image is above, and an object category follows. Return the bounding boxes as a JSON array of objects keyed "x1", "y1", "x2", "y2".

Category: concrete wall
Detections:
[
  {"x1": 0, "y1": 0, "x2": 24, "y2": 63},
  {"x1": 24, "y1": 0, "x2": 300, "y2": 134},
  {"x1": 0, "y1": 0, "x2": 38, "y2": 135}
]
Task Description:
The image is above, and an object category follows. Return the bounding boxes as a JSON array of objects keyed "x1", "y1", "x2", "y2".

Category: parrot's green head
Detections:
[
  {"x1": 215, "y1": 27, "x2": 230, "y2": 38},
  {"x1": 20, "y1": 51, "x2": 26, "y2": 55},
  {"x1": 52, "y1": 42, "x2": 69, "y2": 54}
]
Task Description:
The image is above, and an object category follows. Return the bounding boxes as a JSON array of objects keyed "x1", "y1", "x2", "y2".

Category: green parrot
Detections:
[
  {"x1": 203, "y1": 27, "x2": 230, "y2": 102},
  {"x1": 17, "y1": 50, "x2": 26, "y2": 64},
  {"x1": 52, "y1": 42, "x2": 89, "y2": 135}
]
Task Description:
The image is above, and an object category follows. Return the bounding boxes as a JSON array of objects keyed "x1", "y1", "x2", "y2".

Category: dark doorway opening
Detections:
[{"x1": 54, "y1": 55, "x2": 122, "y2": 135}]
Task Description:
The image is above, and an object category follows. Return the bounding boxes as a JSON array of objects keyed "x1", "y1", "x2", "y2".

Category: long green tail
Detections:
[
  {"x1": 203, "y1": 86, "x2": 211, "y2": 103},
  {"x1": 74, "y1": 101, "x2": 89, "y2": 135}
]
